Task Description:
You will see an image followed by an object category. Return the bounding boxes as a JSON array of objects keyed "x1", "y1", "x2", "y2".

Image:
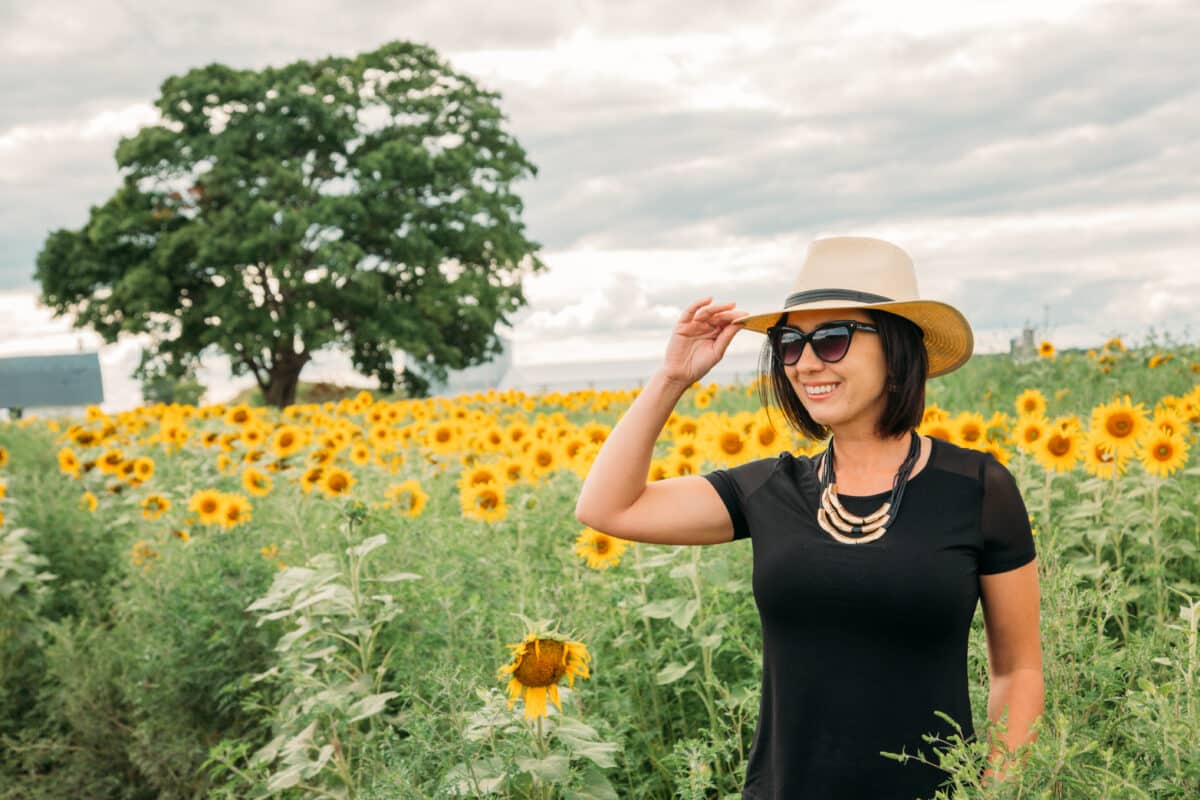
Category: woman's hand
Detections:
[{"x1": 660, "y1": 297, "x2": 746, "y2": 387}]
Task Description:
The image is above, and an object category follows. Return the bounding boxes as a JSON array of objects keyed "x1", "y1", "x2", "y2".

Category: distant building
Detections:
[{"x1": 1009, "y1": 326, "x2": 1036, "y2": 360}]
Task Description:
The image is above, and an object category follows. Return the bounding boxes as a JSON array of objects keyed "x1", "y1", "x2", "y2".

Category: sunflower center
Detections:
[
  {"x1": 477, "y1": 490, "x2": 499, "y2": 510},
  {"x1": 594, "y1": 537, "x2": 611, "y2": 555},
  {"x1": 1023, "y1": 428, "x2": 1041, "y2": 443},
  {"x1": 201, "y1": 499, "x2": 219, "y2": 514},
  {"x1": 330, "y1": 475, "x2": 348, "y2": 491},
  {"x1": 537, "y1": 451, "x2": 553, "y2": 467},
  {"x1": 513, "y1": 639, "x2": 568, "y2": 688},
  {"x1": 1107, "y1": 414, "x2": 1132, "y2": 437},
  {"x1": 1047, "y1": 435, "x2": 1070, "y2": 456},
  {"x1": 1154, "y1": 443, "x2": 1173, "y2": 461},
  {"x1": 281, "y1": 433, "x2": 296, "y2": 448},
  {"x1": 721, "y1": 433, "x2": 744, "y2": 454}
]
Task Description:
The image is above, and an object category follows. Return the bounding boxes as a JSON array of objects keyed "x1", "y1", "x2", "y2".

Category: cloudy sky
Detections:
[{"x1": 2, "y1": 0, "x2": 1197, "y2": 410}]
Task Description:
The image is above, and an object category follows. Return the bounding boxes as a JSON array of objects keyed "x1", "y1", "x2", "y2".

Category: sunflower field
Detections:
[{"x1": 1, "y1": 339, "x2": 1199, "y2": 799}]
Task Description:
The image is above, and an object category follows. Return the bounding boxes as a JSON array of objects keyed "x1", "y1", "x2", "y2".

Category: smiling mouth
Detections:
[{"x1": 804, "y1": 383, "x2": 840, "y2": 398}]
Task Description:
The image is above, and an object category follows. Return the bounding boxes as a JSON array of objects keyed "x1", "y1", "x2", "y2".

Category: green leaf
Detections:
[
  {"x1": 348, "y1": 533, "x2": 388, "y2": 557},
  {"x1": 640, "y1": 597, "x2": 688, "y2": 620},
  {"x1": 515, "y1": 754, "x2": 570, "y2": 782},
  {"x1": 656, "y1": 660, "x2": 696, "y2": 685},
  {"x1": 347, "y1": 691, "x2": 400, "y2": 723},
  {"x1": 671, "y1": 598, "x2": 700, "y2": 630},
  {"x1": 567, "y1": 764, "x2": 620, "y2": 800},
  {"x1": 369, "y1": 572, "x2": 422, "y2": 582}
]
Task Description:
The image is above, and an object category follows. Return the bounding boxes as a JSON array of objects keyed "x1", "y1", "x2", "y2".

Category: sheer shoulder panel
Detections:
[{"x1": 978, "y1": 454, "x2": 1037, "y2": 574}]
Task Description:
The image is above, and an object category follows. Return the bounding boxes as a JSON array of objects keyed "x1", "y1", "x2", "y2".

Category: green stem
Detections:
[
  {"x1": 687, "y1": 548, "x2": 724, "y2": 783},
  {"x1": 1150, "y1": 476, "x2": 1164, "y2": 625}
]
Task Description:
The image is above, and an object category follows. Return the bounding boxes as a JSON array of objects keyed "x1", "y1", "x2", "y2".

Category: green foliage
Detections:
[{"x1": 35, "y1": 40, "x2": 545, "y2": 407}]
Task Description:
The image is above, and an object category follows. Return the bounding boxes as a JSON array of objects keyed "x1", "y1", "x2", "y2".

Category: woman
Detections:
[{"x1": 575, "y1": 236, "x2": 1043, "y2": 799}]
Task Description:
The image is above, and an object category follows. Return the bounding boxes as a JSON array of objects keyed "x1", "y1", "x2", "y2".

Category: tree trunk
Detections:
[{"x1": 263, "y1": 351, "x2": 310, "y2": 408}]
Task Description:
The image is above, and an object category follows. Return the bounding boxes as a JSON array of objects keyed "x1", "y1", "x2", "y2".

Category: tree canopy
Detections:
[{"x1": 37, "y1": 40, "x2": 545, "y2": 407}]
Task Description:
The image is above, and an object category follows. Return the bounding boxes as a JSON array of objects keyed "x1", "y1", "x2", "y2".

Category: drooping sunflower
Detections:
[
  {"x1": 1150, "y1": 407, "x2": 1189, "y2": 439},
  {"x1": 141, "y1": 494, "x2": 172, "y2": 521},
  {"x1": 187, "y1": 488, "x2": 226, "y2": 526},
  {"x1": 1090, "y1": 396, "x2": 1150, "y2": 455},
  {"x1": 1147, "y1": 353, "x2": 1173, "y2": 369},
  {"x1": 80, "y1": 491, "x2": 98, "y2": 512},
  {"x1": 1014, "y1": 389, "x2": 1047, "y2": 418},
  {"x1": 1137, "y1": 430, "x2": 1189, "y2": 478},
  {"x1": 98, "y1": 448, "x2": 125, "y2": 474},
  {"x1": 385, "y1": 480, "x2": 429, "y2": 518},
  {"x1": 574, "y1": 527, "x2": 629, "y2": 570},
  {"x1": 242, "y1": 467, "x2": 273, "y2": 496},
  {"x1": 497, "y1": 631, "x2": 591, "y2": 719},
  {"x1": 460, "y1": 483, "x2": 507, "y2": 524}
]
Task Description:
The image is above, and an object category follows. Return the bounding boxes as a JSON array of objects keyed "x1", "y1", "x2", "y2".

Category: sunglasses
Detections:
[{"x1": 767, "y1": 320, "x2": 879, "y2": 366}]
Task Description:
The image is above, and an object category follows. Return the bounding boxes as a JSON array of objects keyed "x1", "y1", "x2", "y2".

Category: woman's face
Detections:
[{"x1": 779, "y1": 307, "x2": 889, "y2": 437}]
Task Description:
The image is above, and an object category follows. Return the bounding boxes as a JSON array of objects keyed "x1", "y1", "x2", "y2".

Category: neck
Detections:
[{"x1": 828, "y1": 428, "x2": 914, "y2": 476}]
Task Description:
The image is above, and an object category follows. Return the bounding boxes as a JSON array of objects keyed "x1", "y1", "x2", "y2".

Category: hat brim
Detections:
[{"x1": 734, "y1": 299, "x2": 973, "y2": 378}]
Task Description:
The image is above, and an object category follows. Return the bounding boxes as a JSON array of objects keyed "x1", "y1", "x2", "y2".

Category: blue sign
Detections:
[{"x1": 0, "y1": 352, "x2": 105, "y2": 408}]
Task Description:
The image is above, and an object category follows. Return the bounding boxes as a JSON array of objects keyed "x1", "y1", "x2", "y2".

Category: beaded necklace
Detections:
[{"x1": 815, "y1": 430, "x2": 921, "y2": 544}]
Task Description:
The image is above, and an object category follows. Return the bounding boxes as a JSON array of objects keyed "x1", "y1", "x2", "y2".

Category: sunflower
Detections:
[
  {"x1": 921, "y1": 405, "x2": 949, "y2": 425},
  {"x1": 1014, "y1": 415, "x2": 1049, "y2": 454},
  {"x1": 918, "y1": 418, "x2": 957, "y2": 444},
  {"x1": 242, "y1": 467, "x2": 273, "y2": 496},
  {"x1": 320, "y1": 466, "x2": 357, "y2": 497},
  {"x1": 1147, "y1": 353, "x2": 1173, "y2": 369},
  {"x1": 269, "y1": 424, "x2": 306, "y2": 459},
  {"x1": 497, "y1": 631, "x2": 591, "y2": 719},
  {"x1": 224, "y1": 403, "x2": 254, "y2": 427},
  {"x1": 131, "y1": 540, "x2": 160, "y2": 568},
  {"x1": 574, "y1": 527, "x2": 629, "y2": 570},
  {"x1": 133, "y1": 456, "x2": 155, "y2": 481},
  {"x1": 953, "y1": 412, "x2": 988, "y2": 449},
  {"x1": 98, "y1": 448, "x2": 125, "y2": 474},
  {"x1": 459, "y1": 464, "x2": 502, "y2": 490},
  {"x1": 1137, "y1": 430, "x2": 1189, "y2": 478},
  {"x1": 1034, "y1": 423, "x2": 1082, "y2": 473},
  {"x1": 1082, "y1": 430, "x2": 1128, "y2": 479},
  {"x1": 0, "y1": 447, "x2": 7, "y2": 468},
  {"x1": 187, "y1": 488, "x2": 225, "y2": 526},
  {"x1": 711, "y1": 428, "x2": 750, "y2": 462},
  {"x1": 1038, "y1": 341, "x2": 1055, "y2": 359},
  {"x1": 981, "y1": 440, "x2": 1012, "y2": 466},
  {"x1": 219, "y1": 493, "x2": 253, "y2": 528},
  {"x1": 80, "y1": 491, "x2": 98, "y2": 512},
  {"x1": 1090, "y1": 396, "x2": 1150, "y2": 455},
  {"x1": 385, "y1": 480, "x2": 430, "y2": 517},
  {"x1": 1014, "y1": 389, "x2": 1047, "y2": 418},
  {"x1": 526, "y1": 443, "x2": 561, "y2": 479},
  {"x1": 460, "y1": 483, "x2": 507, "y2": 524},
  {"x1": 1151, "y1": 407, "x2": 1189, "y2": 439},
  {"x1": 667, "y1": 453, "x2": 699, "y2": 477},
  {"x1": 647, "y1": 459, "x2": 670, "y2": 482},
  {"x1": 141, "y1": 494, "x2": 172, "y2": 520},
  {"x1": 58, "y1": 447, "x2": 81, "y2": 477}
]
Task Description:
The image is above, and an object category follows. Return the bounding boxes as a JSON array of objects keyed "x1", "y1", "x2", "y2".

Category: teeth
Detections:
[{"x1": 806, "y1": 384, "x2": 838, "y2": 396}]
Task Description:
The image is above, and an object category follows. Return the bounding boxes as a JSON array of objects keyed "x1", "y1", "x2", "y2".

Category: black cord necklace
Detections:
[{"x1": 816, "y1": 429, "x2": 921, "y2": 544}]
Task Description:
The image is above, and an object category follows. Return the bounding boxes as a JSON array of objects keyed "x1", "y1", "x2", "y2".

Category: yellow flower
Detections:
[
  {"x1": 1082, "y1": 430, "x2": 1128, "y2": 480},
  {"x1": 1151, "y1": 407, "x2": 1189, "y2": 439},
  {"x1": 1090, "y1": 396, "x2": 1150, "y2": 456},
  {"x1": 1147, "y1": 353, "x2": 1173, "y2": 369},
  {"x1": 460, "y1": 483, "x2": 507, "y2": 524},
  {"x1": 219, "y1": 493, "x2": 253, "y2": 528},
  {"x1": 1034, "y1": 422, "x2": 1082, "y2": 473},
  {"x1": 268, "y1": 424, "x2": 306, "y2": 459},
  {"x1": 1014, "y1": 389, "x2": 1047, "y2": 418},
  {"x1": 187, "y1": 488, "x2": 225, "y2": 526},
  {"x1": 224, "y1": 403, "x2": 254, "y2": 427},
  {"x1": 1038, "y1": 341, "x2": 1055, "y2": 359},
  {"x1": 320, "y1": 466, "x2": 357, "y2": 497},
  {"x1": 384, "y1": 480, "x2": 429, "y2": 518},
  {"x1": 497, "y1": 632, "x2": 591, "y2": 719},
  {"x1": 141, "y1": 494, "x2": 171, "y2": 520},
  {"x1": 58, "y1": 447, "x2": 82, "y2": 477},
  {"x1": 0, "y1": 446, "x2": 7, "y2": 468},
  {"x1": 300, "y1": 466, "x2": 325, "y2": 494},
  {"x1": 80, "y1": 491, "x2": 98, "y2": 512},
  {"x1": 953, "y1": 412, "x2": 987, "y2": 449},
  {"x1": 1014, "y1": 415, "x2": 1049, "y2": 454},
  {"x1": 242, "y1": 467, "x2": 273, "y2": 496},
  {"x1": 131, "y1": 540, "x2": 160, "y2": 568},
  {"x1": 918, "y1": 418, "x2": 957, "y2": 444},
  {"x1": 133, "y1": 456, "x2": 155, "y2": 481},
  {"x1": 98, "y1": 448, "x2": 124, "y2": 474},
  {"x1": 1137, "y1": 431, "x2": 1188, "y2": 478},
  {"x1": 574, "y1": 527, "x2": 629, "y2": 570}
]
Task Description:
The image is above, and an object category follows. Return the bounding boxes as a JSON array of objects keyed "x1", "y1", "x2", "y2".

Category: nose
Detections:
[{"x1": 791, "y1": 338, "x2": 827, "y2": 373}]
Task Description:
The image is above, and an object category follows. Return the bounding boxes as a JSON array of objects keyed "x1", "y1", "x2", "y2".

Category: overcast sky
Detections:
[{"x1": 2, "y1": 0, "x2": 1197, "y2": 410}]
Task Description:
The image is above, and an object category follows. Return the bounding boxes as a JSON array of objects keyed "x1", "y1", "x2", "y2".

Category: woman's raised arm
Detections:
[{"x1": 574, "y1": 297, "x2": 746, "y2": 545}]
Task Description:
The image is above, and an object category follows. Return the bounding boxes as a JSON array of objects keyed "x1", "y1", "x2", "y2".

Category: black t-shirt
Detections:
[{"x1": 703, "y1": 436, "x2": 1036, "y2": 800}]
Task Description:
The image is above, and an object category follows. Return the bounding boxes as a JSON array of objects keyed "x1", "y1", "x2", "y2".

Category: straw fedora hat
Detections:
[{"x1": 734, "y1": 236, "x2": 974, "y2": 377}]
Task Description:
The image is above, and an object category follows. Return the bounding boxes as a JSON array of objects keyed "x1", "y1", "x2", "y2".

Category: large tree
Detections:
[{"x1": 37, "y1": 41, "x2": 545, "y2": 406}]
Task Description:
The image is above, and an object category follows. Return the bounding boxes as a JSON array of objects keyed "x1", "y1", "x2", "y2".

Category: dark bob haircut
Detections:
[{"x1": 755, "y1": 309, "x2": 928, "y2": 442}]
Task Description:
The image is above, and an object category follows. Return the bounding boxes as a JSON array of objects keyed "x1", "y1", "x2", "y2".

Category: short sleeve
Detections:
[
  {"x1": 701, "y1": 457, "x2": 779, "y2": 541},
  {"x1": 979, "y1": 455, "x2": 1037, "y2": 574}
]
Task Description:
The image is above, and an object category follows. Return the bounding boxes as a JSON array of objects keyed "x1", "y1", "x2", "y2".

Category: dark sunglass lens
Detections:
[
  {"x1": 811, "y1": 326, "x2": 851, "y2": 361},
  {"x1": 776, "y1": 332, "x2": 805, "y2": 364}
]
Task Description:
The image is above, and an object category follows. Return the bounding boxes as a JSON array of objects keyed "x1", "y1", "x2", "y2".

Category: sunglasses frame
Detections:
[{"x1": 767, "y1": 320, "x2": 880, "y2": 366}]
